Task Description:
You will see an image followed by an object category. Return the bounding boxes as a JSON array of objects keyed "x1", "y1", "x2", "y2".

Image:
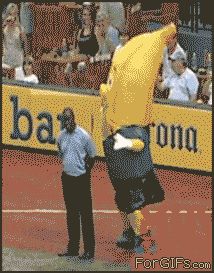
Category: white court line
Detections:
[
  {"x1": 205, "y1": 210, "x2": 212, "y2": 214},
  {"x1": 2, "y1": 209, "x2": 119, "y2": 214},
  {"x1": 2, "y1": 209, "x2": 212, "y2": 214},
  {"x1": 166, "y1": 210, "x2": 172, "y2": 213}
]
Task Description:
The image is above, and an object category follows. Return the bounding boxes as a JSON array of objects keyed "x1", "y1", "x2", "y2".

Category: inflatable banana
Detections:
[{"x1": 100, "y1": 23, "x2": 176, "y2": 134}]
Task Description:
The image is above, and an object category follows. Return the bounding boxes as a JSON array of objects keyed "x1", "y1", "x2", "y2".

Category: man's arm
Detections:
[
  {"x1": 85, "y1": 155, "x2": 95, "y2": 172},
  {"x1": 85, "y1": 135, "x2": 96, "y2": 171},
  {"x1": 57, "y1": 142, "x2": 63, "y2": 159}
]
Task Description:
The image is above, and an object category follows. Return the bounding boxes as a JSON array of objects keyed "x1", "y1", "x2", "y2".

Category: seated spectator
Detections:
[
  {"x1": 157, "y1": 51, "x2": 199, "y2": 102},
  {"x1": 98, "y1": 2, "x2": 125, "y2": 33},
  {"x1": 15, "y1": 56, "x2": 39, "y2": 84},
  {"x1": 95, "y1": 13, "x2": 120, "y2": 55},
  {"x1": 197, "y1": 73, "x2": 212, "y2": 105},
  {"x1": 162, "y1": 33, "x2": 186, "y2": 80},
  {"x1": 76, "y1": 5, "x2": 99, "y2": 57},
  {"x1": 2, "y1": 15, "x2": 27, "y2": 68}
]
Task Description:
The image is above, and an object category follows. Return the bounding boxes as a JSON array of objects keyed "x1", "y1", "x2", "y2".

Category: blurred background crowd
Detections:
[{"x1": 2, "y1": 1, "x2": 212, "y2": 105}]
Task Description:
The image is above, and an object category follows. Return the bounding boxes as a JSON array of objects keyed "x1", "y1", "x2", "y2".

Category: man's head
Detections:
[
  {"x1": 169, "y1": 51, "x2": 187, "y2": 75},
  {"x1": 62, "y1": 108, "x2": 76, "y2": 133}
]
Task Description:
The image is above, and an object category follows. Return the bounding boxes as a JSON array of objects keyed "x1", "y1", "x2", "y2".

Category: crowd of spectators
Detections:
[{"x1": 2, "y1": 2, "x2": 212, "y2": 105}]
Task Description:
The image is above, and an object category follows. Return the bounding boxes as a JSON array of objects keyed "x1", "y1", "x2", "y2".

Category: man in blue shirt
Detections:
[{"x1": 57, "y1": 107, "x2": 96, "y2": 260}]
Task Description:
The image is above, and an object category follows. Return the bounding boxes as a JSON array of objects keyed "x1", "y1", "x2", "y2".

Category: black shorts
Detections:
[{"x1": 111, "y1": 169, "x2": 165, "y2": 214}]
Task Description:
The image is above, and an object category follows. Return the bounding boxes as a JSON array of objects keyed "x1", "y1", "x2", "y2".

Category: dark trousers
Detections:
[{"x1": 61, "y1": 171, "x2": 95, "y2": 255}]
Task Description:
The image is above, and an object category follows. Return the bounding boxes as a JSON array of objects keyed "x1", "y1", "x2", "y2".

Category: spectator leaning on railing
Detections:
[{"x1": 157, "y1": 51, "x2": 199, "y2": 102}]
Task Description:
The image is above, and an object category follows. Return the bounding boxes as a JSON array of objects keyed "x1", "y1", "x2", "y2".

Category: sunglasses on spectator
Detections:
[{"x1": 6, "y1": 18, "x2": 15, "y2": 23}]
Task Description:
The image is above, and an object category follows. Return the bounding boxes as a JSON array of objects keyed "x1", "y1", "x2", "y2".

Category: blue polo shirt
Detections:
[
  {"x1": 103, "y1": 125, "x2": 153, "y2": 180},
  {"x1": 57, "y1": 126, "x2": 96, "y2": 177}
]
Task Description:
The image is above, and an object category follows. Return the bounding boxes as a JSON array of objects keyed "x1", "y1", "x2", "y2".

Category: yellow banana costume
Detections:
[{"x1": 101, "y1": 24, "x2": 176, "y2": 252}]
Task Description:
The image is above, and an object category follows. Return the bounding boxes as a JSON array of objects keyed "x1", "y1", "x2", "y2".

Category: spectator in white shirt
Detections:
[
  {"x1": 162, "y1": 33, "x2": 186, "y2": 80},
  {"x1": 157, "y1": 51, "x2": 199, "y2": 102}
]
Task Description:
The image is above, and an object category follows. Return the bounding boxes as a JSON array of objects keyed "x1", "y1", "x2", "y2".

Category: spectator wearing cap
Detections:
[
  {"x1": 157, "y1": 51, "x2": 199, "y2": 102},
  {"x1": 2, "y1": 15, "x2": 27, "y2": 69},
  {"x1": 162, "y1": 33, "x2": 186, "y2": 80},
  {"x1": 98, "y1": 2, "x2": 125, "y2": 33},
  {"x1": 95, "y1": 13, "x2": 120, "y2": 55}
]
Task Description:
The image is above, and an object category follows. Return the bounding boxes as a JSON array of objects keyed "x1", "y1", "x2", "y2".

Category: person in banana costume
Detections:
[{"x1": 100, "y1": 23, "x2": 176, "y2": 253}]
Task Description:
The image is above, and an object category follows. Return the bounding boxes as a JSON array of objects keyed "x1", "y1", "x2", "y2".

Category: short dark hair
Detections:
[{"x1": 63, "y1": 107, "x2": 75, "y2": 119}]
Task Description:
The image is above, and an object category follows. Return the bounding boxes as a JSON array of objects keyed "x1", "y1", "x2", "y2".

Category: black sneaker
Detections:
[
  {"x1": 133, "y1": 235, "x2": 144, "y2": 254},
  {"x1": 79, "y1": 252, "x2": 94, "y2": 261},
  {"x1": 116, "y1": 227, "x2": 135, "y2": 249}
]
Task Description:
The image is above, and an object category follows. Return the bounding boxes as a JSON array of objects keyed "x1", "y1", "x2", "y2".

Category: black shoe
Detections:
[
  {"x1": 133, "y1": 235, "x2": 144, "y2": 254},
  {"x1": 58, "y1": 251, "x2": 79, "y2": 257},
  {"x1": 79, "y1": 252, "x2": 94, "y2": 261},
  {"x1": 116, "y1": 227, "x2": 135, "y2": 249}
]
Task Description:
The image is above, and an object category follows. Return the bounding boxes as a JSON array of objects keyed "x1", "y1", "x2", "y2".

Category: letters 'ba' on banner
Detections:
[{"x1": 2, "y1": 84, "x2": 212, "y2": 172}]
